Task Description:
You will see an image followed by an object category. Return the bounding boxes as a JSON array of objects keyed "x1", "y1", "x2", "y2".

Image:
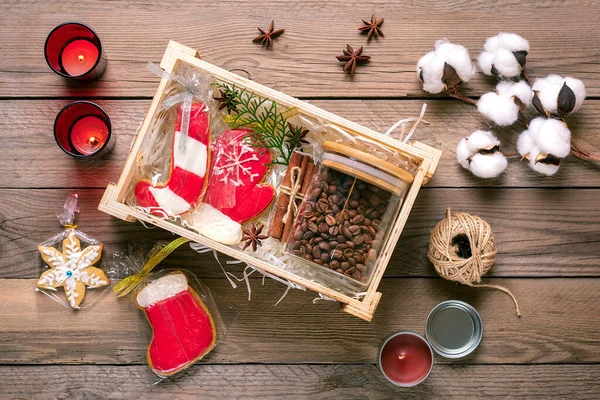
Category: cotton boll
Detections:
[
  {"x1": 494, "y1": 32, "x2": 530, "y2": 53},
  {"x1": 416, "y1": 39, "x2": 476, "y2": 94},
  {"x1": 532, "y1": 75, "x2": 586, "y2": 116},
  {"x1": 531, "y1": 118, "x2": 571, "y2": 158},
  {"x1": 477, "y1": 51, "x2": 495, "y2": 75},
  {"x1": 456, "y1": 131, "x2": 507, "y2": 178},
  {"x1": 528, "y1": 148, "x2": 560, "y2": 176},
  {"x1": 478, "y1": 32, "x2": 529, "y2": 78},
  {"x1": 470, "y1": 153, "x2": 508, "y2": 178},
  {"x1": 477, "y1": 92, "x2": 520, "y2": 126},
  {"x1": 491, "y1": 48, "x2": 523, "y2": 78},
  {"x1": 564, "y1": 77, "x2": 587, "y2": 112},
  {"x1": 517, "y1": 129, "x2": 534, "y2": 158},
  {"x1": 497, "y1": 80, "x2": 533, "y2": 106},
  {"x1": 465, "y1": 130, "x2": 500, "y2": 152},
  {"x1": 456, "y1": 138, "x2": 472, "y2": 169}
]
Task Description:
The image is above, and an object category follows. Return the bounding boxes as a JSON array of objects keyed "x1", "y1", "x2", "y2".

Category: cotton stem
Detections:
[
  {"x1": 570, "y1": 140, "x2": 600, "y2": 162},
  {"x1": 446, "y1": 89, "x2": 477, "y2": 106}
]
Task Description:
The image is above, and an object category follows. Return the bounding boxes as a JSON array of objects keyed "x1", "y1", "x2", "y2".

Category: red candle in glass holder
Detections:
[
  {"x1": 54, "y1": 101, "x2": 112, "y2": 158},
  {"x1": 378, "y1": 332, "x2": 434, "y2": 387},
  {"x1": 44, "y1": 22, "x2": 106, "y2": 80}
]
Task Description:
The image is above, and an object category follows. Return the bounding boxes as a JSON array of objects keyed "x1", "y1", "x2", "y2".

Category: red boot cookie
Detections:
[
  {"x1": 135, "y1": 102, "x2": 211, "y2": 216},
  {"x1": 136, "y1": 272, "x2": 217, "y2": 377}
]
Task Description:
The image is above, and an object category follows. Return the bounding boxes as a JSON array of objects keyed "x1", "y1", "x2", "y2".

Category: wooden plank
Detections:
[
  {"x1": 0, "y1": 364, "x2": 598, "y2": 399},
  {"x1": 0, "y1": 0, "x2": 598, "y2": 98},
  {"x1": 2, "y1": 188, "x2": 599, "y2": 279},
  {"x1": 0, "y1": 278, "x2": 598, "y2": 364},
  {"x1": 1, "y1": 100, "x2": 600, "y2": 189}
]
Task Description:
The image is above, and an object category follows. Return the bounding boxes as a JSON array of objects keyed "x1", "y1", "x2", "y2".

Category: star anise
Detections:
[
  {"x1": 253, "y1": 20, "x2": 285, "y2": 48},
  {"x1": 214, "y1": 88, "x2": 238, "y2": 114},
  {"x1": 358, "y1": 14, "x2": 384, "y2": 40},
  {"x1": 241, "y1": 223, "x2": 269, "y2": 252},
  {"x1": 287, "y1": 122, "x2": 310, "y2": 148},
  {"x1": 336, "y1": 45, "x2": 371, "y2": 77}
]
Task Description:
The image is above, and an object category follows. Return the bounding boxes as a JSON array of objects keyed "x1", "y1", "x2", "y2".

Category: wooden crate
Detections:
[{"x1": 99, "y1": 41, "x2": 442, "y2": 321}]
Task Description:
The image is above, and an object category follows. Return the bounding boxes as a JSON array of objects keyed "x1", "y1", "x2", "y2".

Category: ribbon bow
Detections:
[
  {"x1": 113, "y1": 237, "x2": 190, "y2": 298},
  {"x1": 147, "y1": 62, "x2": 207, "y2": 152},
  {"x1": 278, "y1": 166, "x2": 305, "y2": 223}
]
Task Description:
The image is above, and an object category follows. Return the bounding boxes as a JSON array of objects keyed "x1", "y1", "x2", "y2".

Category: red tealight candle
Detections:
[
  {"x1": 54, "y1": 101, "x2": 112, "y2": 158},
  {"x1": 378, "y1": 332, "x2": 434, "y2": 387},
  {"x1": 44, "y1": 22, "x2": 106, "y2": 80}
]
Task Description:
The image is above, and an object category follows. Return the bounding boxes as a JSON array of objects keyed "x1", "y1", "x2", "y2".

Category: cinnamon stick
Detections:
[
  {"x1": 281, "y1": 155, "x2": 311, "y2": 242},
  {"x1": 269, "y1": 152, "x2": 304, "y2": 239}
]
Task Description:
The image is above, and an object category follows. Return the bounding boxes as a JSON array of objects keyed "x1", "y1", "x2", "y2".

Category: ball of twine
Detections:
[{"x1": 428, "y1": 208, "x2": 521, "y2": 316}]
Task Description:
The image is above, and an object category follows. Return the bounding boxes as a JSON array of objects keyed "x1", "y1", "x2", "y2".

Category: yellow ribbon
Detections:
[
  {"x1": 65, "y1": 224, "x2": 78, "y2": 230},
  {"x1": 113, "y1": 237, "x2": 190, "y2": 297}
]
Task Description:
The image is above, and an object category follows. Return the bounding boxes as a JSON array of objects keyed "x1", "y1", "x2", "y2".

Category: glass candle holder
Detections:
[
  {"x1": 44, "y1": 22, "x2": 107, "y2": 80},
  {"x1": 54, "y1": 101, "x2": 112, "y2": 158},
  {"x1": 378, "y1": 331, "x2": 434, "y2": 387}
]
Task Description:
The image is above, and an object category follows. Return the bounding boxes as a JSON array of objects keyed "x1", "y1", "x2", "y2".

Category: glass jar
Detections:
[{"x1": 286, "y1": 141, "x2": 415, "y2": 292}]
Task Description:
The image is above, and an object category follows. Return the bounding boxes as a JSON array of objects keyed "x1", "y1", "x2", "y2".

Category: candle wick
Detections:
[
  {"x1": 398, "y1": 354, "x2": 406, "y2": 360},
  {"x1": 78, "y1": 55, "x2": 84, "y2": 63}
]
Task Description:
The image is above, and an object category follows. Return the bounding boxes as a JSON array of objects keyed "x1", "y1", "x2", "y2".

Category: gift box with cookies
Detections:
[{"x1": 99, "y1": 41, "x2": 442, "y2": 321}]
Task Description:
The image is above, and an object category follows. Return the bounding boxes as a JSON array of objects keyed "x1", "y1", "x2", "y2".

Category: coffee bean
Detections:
[
  {"x1": 341, "y1": 261, "x2": 350, "y2": 270},
  {"x1": 328, "y1": 184, "x2": 337, "y2": 194},
  {"x1": 343, "y1": 248, "x2": 354, "y2": 259},
  {"x1": 348, "y1": 225, "x2": 361, "y2": 235},
  {"x1": 318, "y1": 241, "x2": 330, "y2": 251},
  {"x1": 372, "y1": 220, "x2": 382, "y2": 229},
  {"x1": 346, "y1": 266, "x2": 356, "y2": 274},
  {"x1": 328, "y1": 226, "x2": 339, "y2": 236},
  {"x1": 343, "y1": 227, "x2": 353, "y2": 239},
  {"x1": 357, "y1": 205, "x2": 366, "y2": 215},
  {"x1": 331, "y1": 249, "x2": 343, "y2": 259},
  {"x1": 351, "y1": 270, "x2": 362, "y2": 280},
  {"x1": 318, "y1": 222, "x2": 328, "y2": 233},
  {"x1": 345, "y1": 240, "x2": 355, "y2": 249},
  {"x1": 368, "y1": 248, "x2": 377, "y2": 261},
  {"x1": 347, "y1": 258, "x2": 356, "y2": 267},
  {"x1": 308, "y1": 222, "x2": 318, "y2": 233},
  {"x1": 371, "y1": 239, "x2": 381, "y2": 249},
  {"x1": 349, "y1": 200, "x2": 359, "y2": 209},
  {"x1": 354, "y1": 234, "x2": 364, "y2": 245},
  {"x1": 351, "y1": 214, "x2": 365, "y2": 224},
  {"x1": 325, "y1": 215, "x2": 336, "y2": 226},
  {"x1": 348, "y1": 209, "x2": 358, "y2": 218},
  {"x1": 302, "y1": 231, "x2": 314, "y2": 240},
  {"x1": 356, "y1": 263, "x2": 366, "y2": 272},
  {"x1": 330, "y1": 260, "x2": 340, "y2": 269},
  {"x1": 314, "y1": 259, "x2": 324, "y2": 265},
  {"x1": 320, "y1": 252, "x2": 330, "y2": 262},
  {"x1": 329, "y1": 241, "x2": 339, "y2": 248}
]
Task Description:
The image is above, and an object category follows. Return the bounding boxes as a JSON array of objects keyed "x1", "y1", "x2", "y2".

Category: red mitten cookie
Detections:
[
  {"x1": 136, "y1": 272, "x2": 217, "y2": 377},
  {"x1": 135, "y1": 102, "x2": 211, "y2": 216},
  {"x1": 192, "y1": 129, "x2": 275, "y2": 244},
  {"x1": 205, "y1": 129, "x2": 275, "y2": 222}
]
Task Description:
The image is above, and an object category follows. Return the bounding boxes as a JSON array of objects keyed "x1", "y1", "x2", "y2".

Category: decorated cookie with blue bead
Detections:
[{"x1": 36, "y1": 229, "x2": 109, "y2": 309}]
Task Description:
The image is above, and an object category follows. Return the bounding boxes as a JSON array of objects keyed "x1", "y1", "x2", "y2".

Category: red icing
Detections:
[
  {"x1": 144, "y1": 289, "x2": 216, "y2": 376},
  {"x1": 204, "y1": 129, "x2": 275, "y2": 222},
  {"x1": 135, "y1": 102, "x2": 211, "y2": 215}
]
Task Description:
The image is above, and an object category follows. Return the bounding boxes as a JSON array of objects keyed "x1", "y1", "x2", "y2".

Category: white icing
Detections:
[
  {"x1": 214, "y1": 141, "x2": 259, "y2": 187},
  {"x1": 192, "y1": 203, "x2": 243, "y2": 245},
  {"x1": 148, "y1": 186, "x2": 191, "y2": 215},
  {"x1": 136, "y1": 273, "x2": 188, "y2": 308},
  {"x1": 173, "y1": 130, "x2": 208, "y2": 178},
  {"x1": 37, "y1": 231, "x2": 108, "y2": 308}
]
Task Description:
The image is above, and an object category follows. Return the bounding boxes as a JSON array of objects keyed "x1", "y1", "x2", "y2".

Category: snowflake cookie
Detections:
[{"x1": 36, "y1": 230, "x2": 109, "y2": 309}]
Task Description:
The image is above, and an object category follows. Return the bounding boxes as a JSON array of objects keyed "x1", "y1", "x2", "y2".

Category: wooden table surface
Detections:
[{"x1": 1, "y1": 1, "x2": 599, "y2": 399}]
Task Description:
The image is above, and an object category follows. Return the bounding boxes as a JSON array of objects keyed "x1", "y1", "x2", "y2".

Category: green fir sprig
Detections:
[{"x1": 214, "y1": 82, "x2": 308, "y2": 166}]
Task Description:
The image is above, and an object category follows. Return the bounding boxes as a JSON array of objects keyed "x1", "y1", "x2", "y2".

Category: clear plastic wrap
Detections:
[
  {"x1": 126, "y1": 60, "x2": 425, "y2": 298},
  {"x1": 36, "y1": 194, "x2": 112, "y2": 310},
  {"x1": 110, "y1": 241, "x2": 239, "y2": 380}
]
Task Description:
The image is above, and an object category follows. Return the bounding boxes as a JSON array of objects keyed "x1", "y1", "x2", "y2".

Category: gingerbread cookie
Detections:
[
  {"x1": 135, "y1": 101, "x2": 211, "y2": 216},
  {"x1": 136, "y1": 272, "x2": 217, "y2": 377},
  {"x1": 36, "y1": 230, "x2": 109, "y2": 309}
]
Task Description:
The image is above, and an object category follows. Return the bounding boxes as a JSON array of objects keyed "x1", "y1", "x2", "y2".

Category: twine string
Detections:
[
  {"x1": 428, "y1": 208, "x2": 521, "y2": 317},
  {"x1": 278, "y1": 166, "x2": 305, "y2": 223}
]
